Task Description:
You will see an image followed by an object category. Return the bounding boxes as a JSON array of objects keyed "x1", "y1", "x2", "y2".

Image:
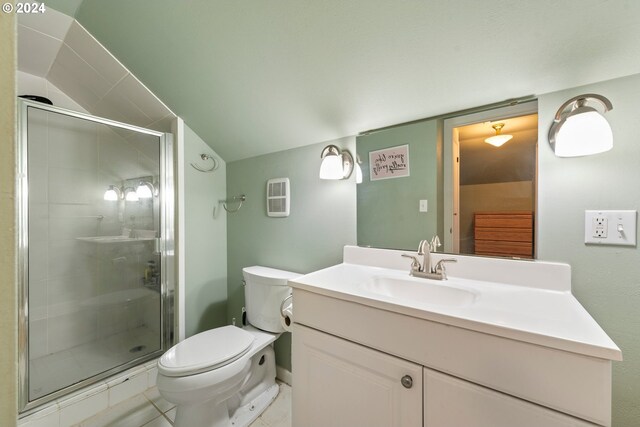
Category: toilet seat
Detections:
[{"x1": 158, "y1": 326, "x2": 255, "y2": 377}]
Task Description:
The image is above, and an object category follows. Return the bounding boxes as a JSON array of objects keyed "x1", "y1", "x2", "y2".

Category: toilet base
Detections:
[
  {"x1": 230, "y1": 383, "x2": 279, "y2": 427},
  {"x1": 174, "y1": 399, "x2": 232, "y2": 427}
]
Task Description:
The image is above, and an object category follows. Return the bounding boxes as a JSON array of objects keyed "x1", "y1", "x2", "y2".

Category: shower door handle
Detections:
[{"x1": 154, "y1": 238, "x2": 162, "y2": 255}]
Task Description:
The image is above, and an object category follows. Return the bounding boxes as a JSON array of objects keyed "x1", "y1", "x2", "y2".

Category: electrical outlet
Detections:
[
  {"x1": 592, "y1": 216, "x2": 608, "y2": 238},
  {"x1": 585, "y1": 210, "x2": 637, "y2": 246}
]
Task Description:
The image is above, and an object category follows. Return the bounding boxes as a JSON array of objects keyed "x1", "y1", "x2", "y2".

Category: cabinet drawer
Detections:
[
  {"x1": 475, "y1": 240, "x2": 533, "y2": 257},
  {"x1": 474, "y1": 227, "x2": 533, "y2": 243},
  {"x1": 474, "y1": 213, "x2": 533, "y2": 229}
]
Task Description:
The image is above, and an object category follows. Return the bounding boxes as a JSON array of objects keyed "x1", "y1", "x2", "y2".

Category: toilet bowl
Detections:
[{"x1": 157, "y1": 266, "x2": 301, "y2": 427}]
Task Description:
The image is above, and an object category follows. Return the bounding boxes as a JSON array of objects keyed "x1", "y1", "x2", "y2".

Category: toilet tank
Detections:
[{"x1": 242, "y1": 266, "x2": 302, "y2": 333}]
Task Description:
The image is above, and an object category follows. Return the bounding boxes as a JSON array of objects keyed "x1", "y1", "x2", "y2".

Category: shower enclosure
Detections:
[{"x1": 17, "y1": 99, "x2": 175, "y2": 412}]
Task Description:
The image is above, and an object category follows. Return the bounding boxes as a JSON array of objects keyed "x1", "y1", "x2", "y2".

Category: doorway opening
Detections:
[{"x1": 443, "y1": 101, "x2": 538, "y2": 258}]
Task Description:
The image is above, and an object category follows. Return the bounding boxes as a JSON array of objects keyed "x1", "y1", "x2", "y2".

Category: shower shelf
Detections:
[{"x1": 77, "y1": 236, "x2": 155, "y2": 244}]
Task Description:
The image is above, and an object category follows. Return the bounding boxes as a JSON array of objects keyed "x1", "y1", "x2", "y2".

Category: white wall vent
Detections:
[{"x1": 266, "y1": 178, "x2": 290, "y2": 217}]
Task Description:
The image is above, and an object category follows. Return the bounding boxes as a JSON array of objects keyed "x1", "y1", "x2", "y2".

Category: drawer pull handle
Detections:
[{"x1": 401, "y1": 375, "x2": 413, "y2": 389}]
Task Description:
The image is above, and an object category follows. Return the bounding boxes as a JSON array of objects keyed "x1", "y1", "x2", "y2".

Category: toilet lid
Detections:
[{"x1": 158, "y1": 326, "x2": 255, "y2": 377}]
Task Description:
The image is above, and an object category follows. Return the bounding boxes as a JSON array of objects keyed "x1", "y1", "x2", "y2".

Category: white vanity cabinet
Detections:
[
  {"x1": 293, "y1": 322, "x2": 596, "y2": 427},
  {"x1": 293, "y1": 324, "x2": 422, "y2": 427},
  {"x1": 290, "y1": 247, "x2": 620, "y2": 427}
]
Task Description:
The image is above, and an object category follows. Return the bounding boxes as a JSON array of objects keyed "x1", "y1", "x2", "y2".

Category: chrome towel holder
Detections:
[{"x1": 190, "y1": 154, "x2": 219, "y2": 173}]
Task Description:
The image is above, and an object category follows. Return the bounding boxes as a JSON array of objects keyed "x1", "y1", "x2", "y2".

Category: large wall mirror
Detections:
[{"x1": 357, "y1": 100, "x2": 538, "y2": 258}]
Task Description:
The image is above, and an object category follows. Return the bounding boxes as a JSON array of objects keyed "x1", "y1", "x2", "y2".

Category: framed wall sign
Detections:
[{"x1": 369, "y1": 144, "x2": 410, "y2": 181}]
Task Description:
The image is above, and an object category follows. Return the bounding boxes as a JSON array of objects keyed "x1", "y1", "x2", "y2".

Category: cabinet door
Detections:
[
  {"x1": 424, "y1": 368, "x2": 598, "y2": 427},
  {"x1": 293, "y1": 324, "x2": 422, "y2": 427}
]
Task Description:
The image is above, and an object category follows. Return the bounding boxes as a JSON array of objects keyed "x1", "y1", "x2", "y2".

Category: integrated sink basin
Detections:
[{"x1": 360, "y1": 275, "x2": 477, "y2": 307}]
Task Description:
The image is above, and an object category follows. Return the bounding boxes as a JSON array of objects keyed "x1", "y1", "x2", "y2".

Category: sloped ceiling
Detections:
[{"x1": 56, "y1": 0, "x2": 640, "y2": 162}]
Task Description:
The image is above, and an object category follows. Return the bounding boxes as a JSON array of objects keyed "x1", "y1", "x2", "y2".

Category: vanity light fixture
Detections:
[
  {"x1": 484, "y1": 123, "x2": 513, "y2": 147},
  {"x1": 548, "y1": 93, "x2": 613, "y2": 157},
  {"x1": 136, "y1": 180, "x2": 157, "y2": 198},
  {"x1": 103, "y1": 185, "x2": 122, "y2": 201},
  {"x1": 319, "y1": 144, "x2": 354, "y2": 180},
  {"x1": 124, "y1": 187, "x2": 139, "y2": 202}
]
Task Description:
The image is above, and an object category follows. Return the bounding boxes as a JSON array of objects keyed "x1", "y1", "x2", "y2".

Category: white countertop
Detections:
[{"x1": 289, "y1": 246, "x2": 622, "y2": 361}]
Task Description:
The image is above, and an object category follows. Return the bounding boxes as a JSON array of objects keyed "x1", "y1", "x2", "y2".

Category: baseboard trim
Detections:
[{"x1": 275, "y1": 365, "x2": 292, "y2": 386}]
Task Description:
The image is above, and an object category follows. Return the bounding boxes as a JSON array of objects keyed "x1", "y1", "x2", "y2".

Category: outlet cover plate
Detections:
[{"x1": 584, "y1": 210, "x2": 637, "y2": 246}]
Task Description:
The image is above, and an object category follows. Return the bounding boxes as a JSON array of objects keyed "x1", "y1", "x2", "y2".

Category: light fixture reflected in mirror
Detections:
[
  {"x1": 104, "y1": 177, "x2": 158, "y2": 202},
  {"x1": 548, "y1": 93, "x2": 613, "y2": 157},
  {"x1": 319, "y1": 144, "x2": 354, "y2": 180},
  {"x1": 124, "y1": 187, "x2": 139, "y2": 202},
  {"x1": 484, "y1": 123, "x2": 513, "y2": 147},
  {"x1": 136, "y1": 181, "x2": 156, "y2": 198},
  {"x1": 103, "y1": 185, "x2": 122, "y2": 201}
]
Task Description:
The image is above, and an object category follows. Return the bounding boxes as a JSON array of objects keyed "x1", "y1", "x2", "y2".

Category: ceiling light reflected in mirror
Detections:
[{"x1": 484, "y1": 123, "x2": 513, "y2": 147}]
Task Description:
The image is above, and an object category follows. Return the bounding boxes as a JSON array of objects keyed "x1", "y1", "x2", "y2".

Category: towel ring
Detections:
[{"x1": 191, "y1": 154, "x2": 219, "y2": 173}]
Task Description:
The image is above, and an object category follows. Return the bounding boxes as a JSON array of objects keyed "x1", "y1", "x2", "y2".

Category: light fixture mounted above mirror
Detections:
[
  {"x1": 319, "y1": 144, "x2": 354, "y2": 180},
  {"x1": 548, "y1": 93, "x2": 613, "y2": 157}
]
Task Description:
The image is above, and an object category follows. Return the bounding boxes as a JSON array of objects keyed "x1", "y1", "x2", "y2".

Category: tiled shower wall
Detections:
[{"x1": 27, "y1": 107, "x2": 160, "y2": 360}]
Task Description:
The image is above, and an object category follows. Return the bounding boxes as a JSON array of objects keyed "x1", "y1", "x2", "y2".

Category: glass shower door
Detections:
[{"x1": 20, "y1": 101, "x2": 173, "y2": 410}]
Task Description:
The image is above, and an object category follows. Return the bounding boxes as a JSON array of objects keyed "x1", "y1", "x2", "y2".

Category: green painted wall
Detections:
[
  {"x1": 537, "y1": 73, "x2": 640, "y2": 426},
  {"x1": 226, "y1": 137, "x2": 357, "y2": 371},
  {"x1": 357, "y1": 120, "x2": 441, "y2": 251},
  {"x1": 1, "y1": 9, "x2": 17, "y2": 427},
  {"x1": 184, "y1": 124, "x2": 228, "y2": 337}
]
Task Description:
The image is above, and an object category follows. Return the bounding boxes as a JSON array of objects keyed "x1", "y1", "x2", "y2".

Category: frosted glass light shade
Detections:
[
  {"x1": 484, "y1": 134, "x2": 513, "y2": 147},
  {"x1": 319, "y1": 144, "x2": 354, "y2": 179},
  {"x1": 103, "y1": 186, "x2": 120, "y2": 201},
  {"x1": 319, "y1": 154, "x2": 343, "y2": 179},
  {"x1": 553, "y1": 110, "x2": 612, "y2": 157},
  {"x1": 136, "y1": 182, "x2": 153, "y2": 198},
  {"x1": 124, "y1": 188, "x2": 139, "y2": 201},
  {"x1": 549, "y1": 94, "x2": 613, "y2": 157}
]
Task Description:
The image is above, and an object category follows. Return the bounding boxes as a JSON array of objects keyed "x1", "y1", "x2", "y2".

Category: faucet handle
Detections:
[
  {"x1": 401, "y1": 254, "x2": 421, "y2": 271},
  {"x1": 434, "y1": 258, "x2": 457, "y2": 280}
]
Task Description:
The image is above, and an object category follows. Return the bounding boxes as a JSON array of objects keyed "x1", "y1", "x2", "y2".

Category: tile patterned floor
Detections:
[{"x1": 73, "y1": 382, "x2": 292, "y2": 427}]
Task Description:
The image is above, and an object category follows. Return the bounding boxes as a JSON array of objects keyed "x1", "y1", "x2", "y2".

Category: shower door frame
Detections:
[{"x1": 17, "y1": 99, "x2": 176, "y2": 413}]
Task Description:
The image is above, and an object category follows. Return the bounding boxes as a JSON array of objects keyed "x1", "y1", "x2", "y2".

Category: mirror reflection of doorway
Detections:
[{"x1": 444, "y1": 102, "x2": 538, "y2": 258}]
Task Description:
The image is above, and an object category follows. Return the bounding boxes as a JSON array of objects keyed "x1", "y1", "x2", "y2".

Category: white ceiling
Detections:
[
  {"x1": 56, "y1": 1, "x2": 640, "y2": 161},
  {"x1": 17, "y1": 8, "x2": 175, "y2": 132}
]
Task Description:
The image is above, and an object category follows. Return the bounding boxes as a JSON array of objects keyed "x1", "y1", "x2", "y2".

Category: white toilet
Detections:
[{"x1": 157, "y1": 266, "x2": 301, "y2": 427}]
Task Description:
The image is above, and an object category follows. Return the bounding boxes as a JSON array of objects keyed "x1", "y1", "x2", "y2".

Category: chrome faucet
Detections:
[
  {"x1": 418, "y1": 239, "x2": 431, "y2": 273},
  {"x1": 401, "y1": 240, "x2": 457, "y2": 280}
]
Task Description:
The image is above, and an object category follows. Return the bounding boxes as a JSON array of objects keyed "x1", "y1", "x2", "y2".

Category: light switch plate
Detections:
[
  {"x1": 584, "y1": 210, "x2": 637, "y2": 246},
  {"x1": 419, "y1": 200, "x2": 428, "y2": 212}
]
